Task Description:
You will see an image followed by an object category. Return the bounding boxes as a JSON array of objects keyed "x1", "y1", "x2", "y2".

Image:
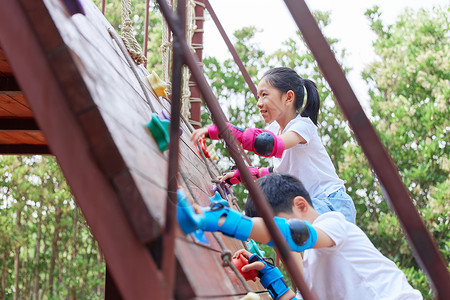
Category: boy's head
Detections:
[{"x1": 245, "y1": 173, "x2": 314, "y2": 218}]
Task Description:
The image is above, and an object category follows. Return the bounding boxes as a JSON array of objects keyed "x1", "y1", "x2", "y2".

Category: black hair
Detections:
[
  {"x1": 245, "y1": 173, "x2": 313, "y2": 217},
  {"x1": 261, "y1": 67, "x2": 320, "y2": 126}
]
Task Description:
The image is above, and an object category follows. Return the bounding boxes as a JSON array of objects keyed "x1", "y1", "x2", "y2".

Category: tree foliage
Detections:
[
  {"x1": 0, "y1": 156, "x2": 104, "y2": 299},
  {"x1": 202, "y1": 5, "x2": 449, "y2": 299},
  {"x1": 353, "y1": 6, "x2": 449, "y2": 297}
]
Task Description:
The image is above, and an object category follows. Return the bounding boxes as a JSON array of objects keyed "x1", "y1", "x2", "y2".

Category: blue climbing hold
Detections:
[{"x1": 209, "y1": 191, "x2": 228, "y2": 207}]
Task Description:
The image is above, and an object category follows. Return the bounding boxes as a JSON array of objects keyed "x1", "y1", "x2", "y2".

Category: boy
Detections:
[{"x1": 178, "y1": 173, "x2": 422, "y2": 299}]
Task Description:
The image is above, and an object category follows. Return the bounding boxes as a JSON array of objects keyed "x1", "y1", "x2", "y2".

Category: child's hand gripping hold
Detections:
[
  {"x1": 219, "y1": 166, "x2": 274, "y2": 186},
  {"x1": 233, "y1": 249, "x2": 298, "y2": 300}
]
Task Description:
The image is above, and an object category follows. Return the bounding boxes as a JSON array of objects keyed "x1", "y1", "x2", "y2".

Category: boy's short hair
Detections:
[{"x1": 245, "y1": 173, "x2": 313, "y2": 217}]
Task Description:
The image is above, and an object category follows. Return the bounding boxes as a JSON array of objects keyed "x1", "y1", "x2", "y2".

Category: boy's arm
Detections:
[
  {"x1": 180, "y1": 191, "x2": 320, "y2": 252},
  {"x1": 250, "y1": 217, "x2": 334, "y2": 249}
]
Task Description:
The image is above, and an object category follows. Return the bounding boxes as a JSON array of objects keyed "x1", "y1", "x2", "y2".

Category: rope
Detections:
[
  {"x1": 108, "y1": 28, "x2": 156, "y2": 112},
  {"x1": 120, "y1": 0, "x2": 147, "y2": 65},
  {"x1": 161, "y1": 0, "x2": 171, "y2": 84},
  {"x1": 112, "y1": 8, "x2": 253, "y2": 290}
]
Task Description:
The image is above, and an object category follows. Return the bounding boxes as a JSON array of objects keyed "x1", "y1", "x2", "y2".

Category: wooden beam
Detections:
[
  {"x1": 0, "y1": 118, "x2": 39, "y2": 132},
  {"x1": 0, "y1": 144, "x2": 51, "y2": 155},
  {"x1": 0, "y1": 0, "x2": 170, "y2": 299},
  {"x1": 0, "y1": 76, "x2": 21, "y2": 94}
]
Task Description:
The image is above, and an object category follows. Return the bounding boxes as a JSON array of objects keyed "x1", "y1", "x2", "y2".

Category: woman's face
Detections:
[{"x1": 256, "y1": 79, "x2": 285, "y2": 123}]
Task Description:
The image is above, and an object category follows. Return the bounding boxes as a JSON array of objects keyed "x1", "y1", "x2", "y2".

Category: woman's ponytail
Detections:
[{"x1": 300, "y1": 79, "x2": 320, "y2": 126}]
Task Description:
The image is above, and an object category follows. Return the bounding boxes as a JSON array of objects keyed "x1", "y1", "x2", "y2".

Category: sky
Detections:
[{"x1": 202, "y1": 0, "x2": 446, "y2": 110}]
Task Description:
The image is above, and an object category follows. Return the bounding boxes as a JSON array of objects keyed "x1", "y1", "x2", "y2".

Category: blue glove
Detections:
[{"x1": 249, "y1": 254, "x2": 290, "y2": 300}]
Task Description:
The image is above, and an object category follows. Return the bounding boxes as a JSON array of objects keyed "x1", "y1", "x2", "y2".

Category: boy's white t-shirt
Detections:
[
  {"x1": 267, "y1": 115, "x2": 344, "y2": 200},
  {"x1": 298, "y1": 212, "x2": 423, "y2": 300}
]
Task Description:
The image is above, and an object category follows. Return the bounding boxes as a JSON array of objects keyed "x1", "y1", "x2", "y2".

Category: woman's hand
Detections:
[{"x1": 190, "y1": 127, "x2": 209, "y2": 143}]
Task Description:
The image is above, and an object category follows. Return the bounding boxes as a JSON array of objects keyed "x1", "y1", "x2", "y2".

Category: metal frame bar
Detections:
[
  {"x1": 155, "y1": 0, "x2": 317, "y2": 298},
  {"x1": 161, "y1": 0, "x2": 186, "y2": 296},
  {"x1": 283, "y1": 1, "x2": 450, "y2": 298}
]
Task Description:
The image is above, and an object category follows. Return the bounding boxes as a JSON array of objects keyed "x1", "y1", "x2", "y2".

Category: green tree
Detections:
[
  {"x1": 0, "y1": 156, "x2": 104, "y2": 299},
  {"x1": 338, "y1": 5, "x2": 449, "y2": 298}
]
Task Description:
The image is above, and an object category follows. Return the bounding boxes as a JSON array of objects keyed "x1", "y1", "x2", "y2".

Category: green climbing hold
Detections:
[
  {"x1": 247, "y1": 239, "x2": 265, "y2": 257},
  {"x1": 147, "y1": 112, "x2": 170, "y2": 152}
]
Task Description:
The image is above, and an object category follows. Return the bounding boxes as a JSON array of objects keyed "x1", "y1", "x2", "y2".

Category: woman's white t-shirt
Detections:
[
  {"x1": 298, "y1": 212, "x2": 423, "y2": 300},
  {"x1": 267, "y1": 115, "x2": 344, "y2": 200}
]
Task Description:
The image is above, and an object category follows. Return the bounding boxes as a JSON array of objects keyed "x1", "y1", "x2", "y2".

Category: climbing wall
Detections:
[{"x1": 0, "y1": 0, "x2": 268, "y2": 298}]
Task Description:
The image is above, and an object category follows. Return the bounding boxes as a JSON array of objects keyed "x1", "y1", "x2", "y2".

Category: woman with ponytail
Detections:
[{"x1": 191, "y1": 67, "x2": 356, "y2": 223}]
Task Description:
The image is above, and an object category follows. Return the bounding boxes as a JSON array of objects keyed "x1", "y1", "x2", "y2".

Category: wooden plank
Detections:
[
  {"x1": 0, "y1": 0, "x2": 170, "y2": 299},
  {"x1": 0, "y1": 132, "x2": 46, "y2": 145},
  {"x1": 0, "y1": 94, "x2": 33, "y2": 117},
  {"x1": 175, "y1": 237, "x2": 267, "y2": 298}
]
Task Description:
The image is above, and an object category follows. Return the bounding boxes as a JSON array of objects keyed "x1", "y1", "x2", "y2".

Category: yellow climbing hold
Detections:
[
  {"x1": 239, "y1": 292, "x2": 260, "y2": 300},
  {"x1": 207, "y1": 144, "x2": 219, "y2": 161},
  {"x1": 146, "y1": 71, "x2": 168, "y2": 98}
]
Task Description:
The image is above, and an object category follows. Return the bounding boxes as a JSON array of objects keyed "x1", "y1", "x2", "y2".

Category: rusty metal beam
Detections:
[
  {"x1": 156, "y1": 1, "x2": 317, "y2": 298},
  {"x1": 161, "y1": 0, "x2": 186, "y2": 296},
  {"x1": 204, "y1": 0, "x2": 258, "y2": 101},
  {"x1": 0, "y1": 0, "x2": 170, "y2": 299},
  {"x1": 283, "y1": 1, "x2": 450, "y2": 299}
]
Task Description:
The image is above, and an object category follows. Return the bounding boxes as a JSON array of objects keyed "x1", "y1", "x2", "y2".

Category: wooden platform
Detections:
[{"x1": 0, "y1": 0, "x2": 267, "y2": 299}]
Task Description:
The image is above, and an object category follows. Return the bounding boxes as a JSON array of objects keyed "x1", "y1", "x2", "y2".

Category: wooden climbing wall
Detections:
[{"x1": 0, "y1": 0, "x2": 268, "y2": 298}]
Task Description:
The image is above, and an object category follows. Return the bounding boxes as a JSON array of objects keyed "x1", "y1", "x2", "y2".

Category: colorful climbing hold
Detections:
[
  {"x1": 232, "y1": 253, "x2": 258, "y2": 282},
  {"x1": 209, "y1": 191, "x2": 228, "y2": 207},
  {"x1": 62, "y1": 0, "x2": 85, "y2": 16},
  {"x1": 198, "y1": 138, "x2": 210, "y2": 158},
  {"x1": 158, "y1": 110, "x2": 183, "y2": 136},
  {"x1": 147, "y1": 112, "x2": 170, "y2": 152},
  {"x1": 207, "y1": 143, "x2": 219, "y2": 161},
  {"x1": 146, "y1": 71, "x2": 168, "y2": 98},
  {"x1": 247, "y1": 239, "x2": 266, "y2": 258}
]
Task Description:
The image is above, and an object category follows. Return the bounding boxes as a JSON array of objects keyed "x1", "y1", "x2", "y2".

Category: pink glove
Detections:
[
  {"x1": 206, "y1": 123, "x2": 244, "y2": 141},
  {"x1": 206, "y1": 124, "x2": 285, "y2": 158},
  {"x1": 224, "y1": 166, "x2": 273, "y2": 185}
]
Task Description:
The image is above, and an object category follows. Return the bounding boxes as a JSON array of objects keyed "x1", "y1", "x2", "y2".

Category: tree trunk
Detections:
[
  {"x1": 1, "y1": 252, "x2": 7, "y2": 299},
  {"x1": 33, "y1": 211, "x2": 42, "y2": 300},
  {"x1": 13, "y1": 210, "x2": 22, "y2": 300},
  {"x1": 48, "y1": 206, "x2": 62, "y2": 297},
  {"x1": 70, "y1": 208, "x2": 78, "y2": 300}
]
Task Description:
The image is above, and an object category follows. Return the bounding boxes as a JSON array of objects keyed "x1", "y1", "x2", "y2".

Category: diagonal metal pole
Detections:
[
  {"x1": 156, "y1": 1, "x2": 317, "y2": 299},
  {"x1": 161, "y1": 0, "x2": 186, "y2": 296},
  {"x1": 283, "y1": 1, "x2": 450, "y2": 299}
]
